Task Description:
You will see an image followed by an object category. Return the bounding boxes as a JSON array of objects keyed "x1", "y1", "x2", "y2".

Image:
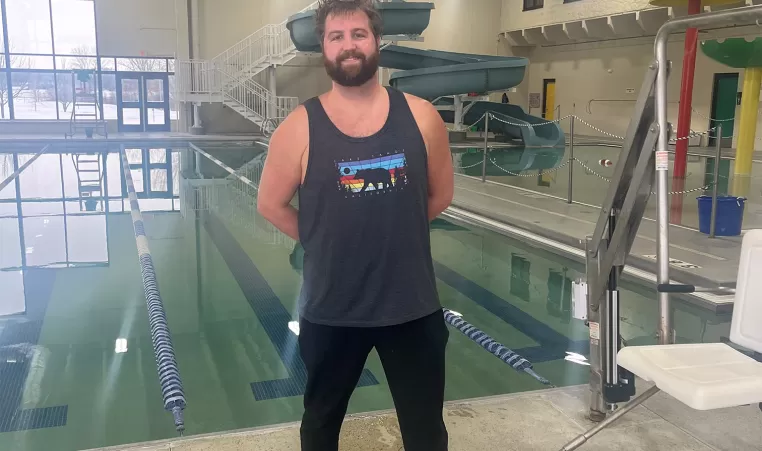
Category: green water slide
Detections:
[{"x1": 286, "y1": 1, "x2": 565, "y2": 148}]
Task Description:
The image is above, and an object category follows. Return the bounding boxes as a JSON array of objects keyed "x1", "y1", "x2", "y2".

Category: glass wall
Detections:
[{"x1": 0, "y1": 0, "x2": 175, "y2": 121}]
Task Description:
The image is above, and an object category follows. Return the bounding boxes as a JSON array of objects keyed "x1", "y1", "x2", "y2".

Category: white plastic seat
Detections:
[{"x1": 618, "y1": 229, "x2": 762, "y2": 411}]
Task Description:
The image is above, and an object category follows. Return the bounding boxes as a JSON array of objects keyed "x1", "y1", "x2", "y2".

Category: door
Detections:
[
  {"x1": 121, "y1": 148, "x2": 174, "y2": 199},
  {"x1": 708, "y1": 73, "x2": 738, "y2": 147},
  {"x1": 704, "y1": 73, "x2": 738, "y2": 195},
  {"x1": 542, "y1": 79, "x2": 556, "y2": 120},
  {"x1": 116, "y1": 72, "x2": 171, "y2": 132}
]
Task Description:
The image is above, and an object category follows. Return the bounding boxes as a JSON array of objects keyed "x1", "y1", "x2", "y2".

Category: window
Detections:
[
  {"x1": 5, "y1": 0, "x2": 53, "y2": 54},
  {"x1": 50, "y1": 0, "x2": 96, "y2": 54},
  {"x1": 11, "y1": 72, "x2": 57, "y2": 119},
  {"x1": 0, "y1": 0, "x2": 174, "y2": 122},
  {"x1": 117, "y1": 58, "x2": 166, "y2": 73},
  {"x1": 100, "y1": 73, "x2": 116, "y2": 119},
  {"x1": 9, "y1": 54, "x2": 53, "y2": 70},
  {"x1": 56, "y1": 55, "x2": 97, "y2": 71},
  {"x1": 523, "y1": 0, "x2": 543, "y2": 11}
]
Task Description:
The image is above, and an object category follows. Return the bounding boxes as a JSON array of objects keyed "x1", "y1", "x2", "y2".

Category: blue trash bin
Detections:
[{"x1": 697, "y1": 196, "x2": 745, "y2": 236}]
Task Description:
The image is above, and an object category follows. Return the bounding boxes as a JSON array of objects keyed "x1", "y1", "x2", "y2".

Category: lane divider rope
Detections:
[{"x1": 120, "y1": 149, "x2": 187, "y2": 435}]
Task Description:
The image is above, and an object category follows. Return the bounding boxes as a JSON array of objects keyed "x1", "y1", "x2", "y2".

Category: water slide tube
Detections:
[{"x1": 285, "y1": 1, "x2": 565, "y2": 149}]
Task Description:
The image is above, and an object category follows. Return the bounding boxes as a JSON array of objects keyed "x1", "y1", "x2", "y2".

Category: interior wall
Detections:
[
  {"x1": 198, "y1": 104, "x2": 261, "y2": 134},
  {"x1": 403, "y1": 0, "x2": 502, "y2": 55},
  {"x1": 95, "y1": 0, "x2": 180, "y2": 56},
  {"x1": 197, "y1": 0, "x2": 314, "y2": 59},
  {"x1": 197, "y1": 0, "x2": 269, "y2": 58},
  {"x1": 500, "y1": 0, "x2": 655, "y2": 31},
  {"x1": 522, "y1": 33, "x2": 761, "y2": 149}
]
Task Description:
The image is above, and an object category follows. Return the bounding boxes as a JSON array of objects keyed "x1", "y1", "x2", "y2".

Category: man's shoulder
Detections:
[
  {"x1": 401, "y1": 92, "x2": 436, "y2": 115},
  {"x1": 270, "y1": 105, "x2": 309, "y2": 151},
  {"x1": 277, "y1": 104, "x2": 309, "y2": 133},
  {"x1": 400, "y1": 91, "x2": 444, "y2": 132}
]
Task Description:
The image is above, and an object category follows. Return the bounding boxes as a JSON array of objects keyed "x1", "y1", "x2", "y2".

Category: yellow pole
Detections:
[{"x1": 733, "y1": 67, "x2": 762, "y2": 197}]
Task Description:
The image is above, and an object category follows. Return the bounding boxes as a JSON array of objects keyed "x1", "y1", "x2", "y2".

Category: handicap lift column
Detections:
[{"x1": 584, "y1": 59, "x2": 664, "y2": 421}]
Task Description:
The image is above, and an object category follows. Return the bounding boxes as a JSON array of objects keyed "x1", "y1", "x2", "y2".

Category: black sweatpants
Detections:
[{"x1": 298, "y1": 311, "x2": 449, "y2": 451}]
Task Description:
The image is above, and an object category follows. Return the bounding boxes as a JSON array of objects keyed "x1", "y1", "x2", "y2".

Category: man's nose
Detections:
[{"x1": 340, "y1": 40, "x2": 358, "y2": 52}]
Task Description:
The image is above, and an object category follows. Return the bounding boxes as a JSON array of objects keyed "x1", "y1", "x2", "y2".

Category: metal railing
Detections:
[
  {"x1": 176, "y1": 59, "x2": 222, "y2": 102},
  {"x1": 455, "y1": 111, "x2": 760, "y2": 232},
  {"x1": 175, "y1": 1, "x2": 312, "y2": 127}
]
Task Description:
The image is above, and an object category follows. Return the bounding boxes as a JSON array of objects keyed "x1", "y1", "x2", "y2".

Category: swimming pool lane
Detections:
[{"x1": 0, "y1": 194, "x2": 731, "y2": 451}]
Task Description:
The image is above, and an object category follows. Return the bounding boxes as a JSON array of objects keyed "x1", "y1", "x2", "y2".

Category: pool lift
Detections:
[{"x1": 563, "y1": 6, "x2": 762, "y2": 450}]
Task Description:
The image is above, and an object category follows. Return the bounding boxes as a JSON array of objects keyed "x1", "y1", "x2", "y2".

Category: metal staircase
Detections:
[
  {"x1": 175, "y1": 2, "x2": 318, "y2": 130},
  {"x1": 72, "y1": 153, "x2": 105, "y2": 211}
]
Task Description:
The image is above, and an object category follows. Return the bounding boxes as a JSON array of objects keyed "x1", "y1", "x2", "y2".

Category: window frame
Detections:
[{"x1": 523, "y1": 0, "x2": 544, "y2": 12}]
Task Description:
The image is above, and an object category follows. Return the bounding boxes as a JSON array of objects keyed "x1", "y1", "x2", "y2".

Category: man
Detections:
[{"x1": 257, "y1": 0, "x2": 453, "y2": 450}]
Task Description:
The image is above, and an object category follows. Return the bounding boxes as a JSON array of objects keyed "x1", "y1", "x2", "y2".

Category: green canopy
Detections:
[{"x1": 701, "y1": 38, "x2": 762, "y2": 68}]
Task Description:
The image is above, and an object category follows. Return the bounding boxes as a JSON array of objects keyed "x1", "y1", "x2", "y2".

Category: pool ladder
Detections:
[{"x1": 72, "y1": 154, "x2": 104, "y2": 212}]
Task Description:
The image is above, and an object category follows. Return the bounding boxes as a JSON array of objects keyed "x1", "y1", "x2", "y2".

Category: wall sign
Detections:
[{"x1": 529, "y1": 93, "x2": 542, "y2": 109}]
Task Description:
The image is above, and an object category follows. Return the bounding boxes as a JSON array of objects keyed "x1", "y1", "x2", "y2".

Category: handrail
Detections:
[
  {"x1": 214, "y1": 1, "x2": 319, "y2": 68},
  {"x1": 654, "y1": 4, "x2": 762, "y2": 345},
  {"x1": 189, "y1": 143, "x2": 260, "y2": 190},
  {"x1": 0, "y1": 145, "x2": 50, "y2": 193},
  {"x1": 218, "y1": 67, "x2": 298, "y2": 124}
]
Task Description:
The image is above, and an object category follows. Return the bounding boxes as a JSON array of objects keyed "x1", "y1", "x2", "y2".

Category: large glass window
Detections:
[
  {"x1": 6, "y1": 0, "x2": 53, "y2": 54},
  {"x1": 12, "y1": 72, "x2": 56, "y2": 119},
  {"x1": 50, "y1": 0, "x2": 96, "y2": 54},
  {"x1": 100, "y1": 73, "x2": 117, "y2": 119},
  {"x1": 0, "y1": 0, "x2": 174, "y2": 121},
  {"x1": 117, "y1": 57, "x2": 166, "y2": 72}
]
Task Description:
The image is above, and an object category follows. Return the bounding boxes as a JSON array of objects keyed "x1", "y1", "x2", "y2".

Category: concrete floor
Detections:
[
  {"x1": 88, "y1": 383, "x2": 762, "y2": 451},
  {"x1": 450, "y1": 174, "x2": 742, "y2": 312}
]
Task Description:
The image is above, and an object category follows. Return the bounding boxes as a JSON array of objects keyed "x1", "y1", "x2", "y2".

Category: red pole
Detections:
[{"x1": 670, "y1": 0, "x2": 703, "y2": 224}]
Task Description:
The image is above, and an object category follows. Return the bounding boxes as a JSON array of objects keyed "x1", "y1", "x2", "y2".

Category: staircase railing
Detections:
[
  {"x1": 220, "y1": 68, "x2": 298, "y2": 125},
  {"x1": 210, "y1": 1, "x2": 319, "y2": 73},
  {"x1": 176, "y1": 59, "x2": 222, "y2": 102},
  {"x1": 176, "y1": 1, "x2": 319, "y2": 124}
]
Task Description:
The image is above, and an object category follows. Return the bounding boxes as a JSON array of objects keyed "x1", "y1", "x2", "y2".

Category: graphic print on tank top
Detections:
[{"x1": 336, "y1": 151, "x2": 409, "y2": 198}]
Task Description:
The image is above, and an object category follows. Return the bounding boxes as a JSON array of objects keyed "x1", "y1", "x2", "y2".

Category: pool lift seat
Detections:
[
  {"x1": 562, "y1": 229, "x2": 762, "y2": 450},
  {"x1": 618, "y1": 230, "x2": 762, "y2": 411}
]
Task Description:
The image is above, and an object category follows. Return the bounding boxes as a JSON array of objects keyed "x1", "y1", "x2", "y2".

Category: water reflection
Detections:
[{"x1": 0, "y1": 145, "x2": 182, "y2": 317}]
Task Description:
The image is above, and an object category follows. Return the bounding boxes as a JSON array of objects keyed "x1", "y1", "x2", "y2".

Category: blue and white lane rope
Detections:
[
  {"x1": 443, "y1": 309, "x2": 554, "y2": 387},
  {"x1": 120, "y1": 148, "x2": 187, "y2": 433}
]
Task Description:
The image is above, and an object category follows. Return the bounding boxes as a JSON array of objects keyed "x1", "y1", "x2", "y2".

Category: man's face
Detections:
[{"x1": 322, "y1": 10, "x2": 380, "y2": 87}]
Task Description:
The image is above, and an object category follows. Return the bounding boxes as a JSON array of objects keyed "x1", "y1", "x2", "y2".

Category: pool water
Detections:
[{"x1": 0, "y1": 155, "x2": 731, "y2": 451}]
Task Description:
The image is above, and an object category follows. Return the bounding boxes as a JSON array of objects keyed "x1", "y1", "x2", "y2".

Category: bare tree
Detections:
[
  {"x1": 122, "y1": 58, "x2": 165, "y2": 72},
  {"x1": 0, "y1": 52, "x2": 31, "y2": 119},
  {"x1": 70, "y1": 45, "x2": 96, "y2": 70},
  {"x1": 1, "y1": 154, "x2": 13, "y2": 180},
  {"x1": 54, "y1": 59, "x2": 73, "y2": 113}
]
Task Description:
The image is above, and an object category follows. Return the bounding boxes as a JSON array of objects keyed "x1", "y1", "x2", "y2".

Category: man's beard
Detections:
[{"x1": 323, "y1": 48, "x2": 379, "y2": 87}]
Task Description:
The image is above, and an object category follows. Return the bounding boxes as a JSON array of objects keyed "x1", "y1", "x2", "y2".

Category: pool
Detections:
[{"x1": 0, "y1": 144, "x2": 731, "y2": 451}]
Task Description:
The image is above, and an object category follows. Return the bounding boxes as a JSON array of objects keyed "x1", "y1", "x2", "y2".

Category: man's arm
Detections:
[
  {"x1": 407, "y1": 95, "x2": 455, "y2": 221},
  {"x1": 257, "y1": 106, "x2": 308, "y2": 241}
]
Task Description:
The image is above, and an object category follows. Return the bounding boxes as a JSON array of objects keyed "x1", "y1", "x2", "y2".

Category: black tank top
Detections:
[{"x1": 297, "y1": 87, "x2": 441, "y2": 327}]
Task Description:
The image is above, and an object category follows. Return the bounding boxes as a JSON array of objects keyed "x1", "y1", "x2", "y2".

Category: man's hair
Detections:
[{"x1": 315, "y1": 0, "x2": 383, "y2": 42}]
